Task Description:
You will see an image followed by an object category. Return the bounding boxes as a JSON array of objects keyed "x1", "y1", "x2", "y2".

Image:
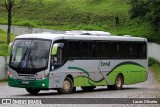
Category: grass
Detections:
[
  {"x1": 0, "y1": 29, "x2": 15, "y2": 56},
  {"x1": 148, "y1": 58, "x2": 160, "y2": 83},
  {"x1": 0, "y1": 0, "x2": 130, "y2": 30},
  {"x1": 0, "y1": 0, "x2": 159, "y2": 42},
  {"x1": 0, "y1": 79, "x2": 8, "y2": 83}
]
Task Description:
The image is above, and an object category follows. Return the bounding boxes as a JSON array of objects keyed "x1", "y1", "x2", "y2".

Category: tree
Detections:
[
  {"x1": 0, "y1": 0, "x2": 27, "y2": 44},
  {"x1": 129, "y1": 0, "x2": 149, "y2": 20},
  {"x1": 148, "y1": 0, "x2": 160, "y2": 32},
  {"x1": 129, "y1": 0, "x2": 160, "y2": 39}
]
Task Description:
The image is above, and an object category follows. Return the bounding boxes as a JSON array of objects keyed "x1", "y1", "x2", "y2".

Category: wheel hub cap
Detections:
[
  {"x1": 116, "y1": 77, "x2": 121, "y2": 87},
  {"x1": 63, "y1": 80, "x2": 70, "y2": 91}
]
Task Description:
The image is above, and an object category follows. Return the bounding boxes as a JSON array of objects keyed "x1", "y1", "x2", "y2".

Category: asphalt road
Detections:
[{"x1": 0, "y1": 69, "x2": 160, "y2": 107}]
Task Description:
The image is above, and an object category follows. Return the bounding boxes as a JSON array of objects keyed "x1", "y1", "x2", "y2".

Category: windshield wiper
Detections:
[
  {"x1": 18, "y1": 47, "x2": 29, "y2": 68},
  {"x1": 26, "y1": 49, "x2": 35, "y2": 69}
]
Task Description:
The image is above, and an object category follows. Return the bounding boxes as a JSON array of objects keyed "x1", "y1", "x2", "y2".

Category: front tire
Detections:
[
  {"x1": 57, "y1": 77, "x2": 74, "y2": 94},
  {"x1": 26, "y1": 88, "x2": 40, "y2": 95}
]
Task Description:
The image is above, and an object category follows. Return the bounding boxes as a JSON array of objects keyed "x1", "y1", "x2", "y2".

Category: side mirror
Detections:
[
  {"x1": 8, "y1": 42, "x2": 13, "y2": 55},
  {"x1": 51, "y1": 44, "x2": 58, "y2": 56},
  {"x1": 51, "y1": 43, "x2": 64, "y2": 56}
]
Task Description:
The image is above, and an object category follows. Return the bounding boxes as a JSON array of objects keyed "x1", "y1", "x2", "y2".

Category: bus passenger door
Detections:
[
  {"x1": 49, "y1": 43, "x2": 64, "y2": 88},
  {"x1": 51, "y1": 43, "x2": 64, "y2": 70}
]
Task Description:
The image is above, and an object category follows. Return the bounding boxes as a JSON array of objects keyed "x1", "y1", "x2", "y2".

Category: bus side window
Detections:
[
  {"x1": 80, "y1": 41, "x2": 93, "y2": 58},
  {"x1": 96, "y1": 42, "x2": 109, "y2": 58},
  {"x1": 110, "y1": 42, "x2": 123, "y2": 59},
  {"x1": 130, "y1": 43, "x2": 137, "y2": 59},
  {"x1": 137, "y1": 42, "x2": 147, "y2": 59},
  {"x1": 56, "y1": 48, "x2": 63, "y2": 65},
  {"x1": 68, "y1": 41, "x2": 80, "y2": 58}
]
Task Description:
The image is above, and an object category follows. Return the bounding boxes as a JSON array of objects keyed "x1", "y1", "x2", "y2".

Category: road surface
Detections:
[{"x1": 0, "y1": 69, "x2": 159, "y2": 107}]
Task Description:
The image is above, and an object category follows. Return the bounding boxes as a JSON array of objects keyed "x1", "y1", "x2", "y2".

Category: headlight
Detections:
[
  {"x1": 8, "y1": 71, "x2": 14, "y2": 78},
  {"x1": 38, "y1": 74, "x2": 49, "y2": 80}
]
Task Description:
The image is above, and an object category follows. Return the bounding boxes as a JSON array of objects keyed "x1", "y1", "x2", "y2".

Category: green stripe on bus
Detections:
[
  {"x1": 68, "y1": 66, "x2": 89, "y2": 77},
  {"x1": 68, "y1": 66, "x2": 106, "y2": 86},
  {"x1": 68, "y1": 61, "x2": 147, "y2": 86}
]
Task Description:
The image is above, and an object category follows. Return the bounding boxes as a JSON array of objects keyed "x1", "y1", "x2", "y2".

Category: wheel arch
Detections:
[{"x1": 66, "y1": 74, "x2": 74, "y2": 83}]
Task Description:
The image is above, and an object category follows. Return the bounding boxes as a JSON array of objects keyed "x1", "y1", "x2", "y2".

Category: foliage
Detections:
[
  {"x1": 0, "y1": 0, "x2": 159, "y2": 43},
  {"x1": 149, "y1": 58, "x2": 160, "y2": 83},
  {"x1": 0, "y1": 0, "x2": 130, "y2": 27},
  {"x1": 0, "y1": 79, "x2": 8, "y2": 82},
  {"x1": 0, "y1": 0, "x2": 28, "y2": 44},
  {"x1": 86, "y1": 0, "x2": 104, "y2": 4},
  {"x1": 129, "y1": 0, "x2": 160, "y2": 39},
  {"x1": 0, "y1": 29, "x2": 15, "y2": 43},
  {"x1": 0, "y1": 45, "x2": 8, "y2": 56},
  {"x1": 129, "y1": 0, "x2": 149, "y2": 19},
  {"x1": 0, "y1": 28, "x2": 15, "y2": 56},
  {"x1": 14, "y1": 20, "x2": 39, "y2": 27}
]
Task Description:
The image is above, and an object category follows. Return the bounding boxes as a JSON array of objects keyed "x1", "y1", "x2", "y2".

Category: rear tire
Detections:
[
  {"x1": 26, "y1": 88, "x2": 40, "y2": 95},
  {"x1": 107, "y1": 74, "x2": 123, "y2": 90},
  {"x1": 57, "y1": 77, "x2": 74, "y2": 94},
  {"x1": 81, "y1": 86, "x2": 95, "y2": 92},
  {"x1": 115, "y1": 74, "x2": 123, "y2": 90}
]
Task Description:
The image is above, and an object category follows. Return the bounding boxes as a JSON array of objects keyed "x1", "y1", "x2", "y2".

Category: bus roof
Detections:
[{"x1": 15, "y1": 33, "x2": 147, "y2": 42}]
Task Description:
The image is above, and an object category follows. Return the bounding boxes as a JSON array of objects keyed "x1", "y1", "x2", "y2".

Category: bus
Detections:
[{"x1": 8, "y1": 31, "x2": 148, "y2": 94}]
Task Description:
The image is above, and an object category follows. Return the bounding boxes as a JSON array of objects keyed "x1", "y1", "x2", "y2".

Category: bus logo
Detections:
[{"x1": 101, "y1": 61, "x2": 110, "y2": 67}]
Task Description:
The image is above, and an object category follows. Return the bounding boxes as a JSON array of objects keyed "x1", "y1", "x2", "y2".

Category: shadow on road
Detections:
[{"x1": 15, "y1": 87, "x2": 142, "y2": 97}]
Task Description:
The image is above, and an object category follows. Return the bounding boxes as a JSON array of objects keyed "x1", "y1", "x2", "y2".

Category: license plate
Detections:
[
  {"x1": 29, "y1": 77, "x2": 36, "y2": 80},
  {"x1": 22, "y1": 81, "x2": 29, "y2": 84}
]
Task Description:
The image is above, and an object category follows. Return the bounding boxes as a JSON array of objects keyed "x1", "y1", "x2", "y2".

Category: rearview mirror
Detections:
[
  {"x1": 8, "y1": 42, "x2": 13, "y2": 55},
  {"x1": 51, "y1": 43, "x2": 64, "y2": 56}
]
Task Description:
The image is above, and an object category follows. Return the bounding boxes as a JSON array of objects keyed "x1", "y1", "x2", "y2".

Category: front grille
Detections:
[{"x1": 17, "y1": 80, "x2": 35, "y2": 86}]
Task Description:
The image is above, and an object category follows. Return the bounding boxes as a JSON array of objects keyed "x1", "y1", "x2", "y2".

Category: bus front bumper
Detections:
[{"x1": 8, "y1": 76, "x2": 49, "y2": 89}]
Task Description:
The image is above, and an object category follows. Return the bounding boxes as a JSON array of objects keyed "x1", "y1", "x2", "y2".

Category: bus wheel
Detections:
[
  {"x1": 81, "y1": 86, "x2": 95, "y2": 92},
  {"x1": 115, "y1": 74, "x2": 123, "y2": 90},
  {"x1": 57, "y1": 77, "x2": 74, "y2": 94},
  {"x1": 107, "y1": 74, "x2": 123, "y2": 90},
  {"x1": 26, "y1": 88, "x2": 40, "y2": 95}
]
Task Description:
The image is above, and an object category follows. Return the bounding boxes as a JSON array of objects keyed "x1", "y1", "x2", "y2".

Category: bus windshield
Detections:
[{"x1": 9, "y1": 40, "x2": 51, "y2": 71}]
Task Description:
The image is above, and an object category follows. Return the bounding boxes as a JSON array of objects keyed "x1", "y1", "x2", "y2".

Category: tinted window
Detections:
[
  {"x1": 137, "y1": 42, "x2": 147, "y2": 59},
  {"x1": 123, "y1": 42, "x2": 137, "y2": 59},
  {"x1": 96, "y1": 42, "x2": 109, "y2": 58},
  {"x1": 130, "y1": 43, "x2": 137, "y2": 58},
  {"x1": 81, "y1": 41, "x2": 93, "y2": 58},
  {"x1": 110, "y1": 42, "x2": 123, "y2": 58},
  {"x1": 68, "y1": 41, "x2": 80, "y2": 58}
]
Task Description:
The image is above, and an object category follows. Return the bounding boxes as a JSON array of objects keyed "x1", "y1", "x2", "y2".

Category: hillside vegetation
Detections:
[
  {"x1": 0, "y1": 0, "x2": 154, "y2": 40},
  {"x1": 149, "y1": 58, "x2": 160, "y2": 83},
  {"x1": 0, "y1": 29, "x2": 15, "y2": 56}
]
